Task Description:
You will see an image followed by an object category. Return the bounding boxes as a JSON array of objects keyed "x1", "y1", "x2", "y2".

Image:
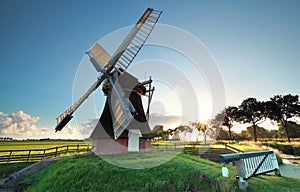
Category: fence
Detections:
[
  {"x1": 224, "y1": 144, "x2": 243, "y2": 153},
  {"x1": 151, "y1": 142, "x2": 241, "y2": 154},
  {"x1": 0, "y1": 142, "x2": 239, "y2": 164},
  {"x1": 0, "y1": 144, "x2": 91, "y2": 164},
  {"x1": 152, "y1": 142, "x2": 208, "y2": 152}
]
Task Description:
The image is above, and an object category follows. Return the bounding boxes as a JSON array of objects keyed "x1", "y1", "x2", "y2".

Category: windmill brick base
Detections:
[{"x1": 92, "y1": 138, "x2": 151, "y2": 155}]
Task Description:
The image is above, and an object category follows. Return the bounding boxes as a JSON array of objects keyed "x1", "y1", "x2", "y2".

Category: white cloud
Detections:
[
  {"x1": 0, "y1": 110, "x2": 82, "y2": 140},
  {"x1": 149, "y1": 113, "x2": 189, "y2": 130},
  {"x1": 80, "y1": 118, "x2": 99, "y2": 136}
]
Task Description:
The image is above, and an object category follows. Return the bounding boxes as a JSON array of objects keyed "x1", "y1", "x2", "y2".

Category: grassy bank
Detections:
[{"x1": 22, "y1": 152, "x2": 300, "y2": 192}]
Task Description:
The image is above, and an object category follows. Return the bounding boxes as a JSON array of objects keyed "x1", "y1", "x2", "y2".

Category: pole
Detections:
[{"x1": 27, "y1": 150, "x2": 31, "y2": 162}]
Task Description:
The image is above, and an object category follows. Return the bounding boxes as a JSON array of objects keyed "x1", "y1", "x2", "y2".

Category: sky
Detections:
[{"x1": 0, "y1": 0, "x2": 299, "y2": 139}]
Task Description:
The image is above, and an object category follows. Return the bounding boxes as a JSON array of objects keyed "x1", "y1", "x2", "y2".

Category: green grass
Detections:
[
  {"x1": 23, "y1": 153, "x2": 233, "y2": 192},
  {"x1": 22, "y1": 152, "x2": 300, "y2": 192},
  {"x1": 0, "y1": 141, "x2": 88, "y2": 151},
  {"x1": 225, "y1": 143, "x2": 262, "y2": 152},
  {"x1": 0, "y1": 162, "x2": 33, "y2": 176}
]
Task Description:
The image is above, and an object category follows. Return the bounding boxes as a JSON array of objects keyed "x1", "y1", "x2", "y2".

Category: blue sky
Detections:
[{"x1": 0, "y1": 0, "x2": 299, "y2": 139}]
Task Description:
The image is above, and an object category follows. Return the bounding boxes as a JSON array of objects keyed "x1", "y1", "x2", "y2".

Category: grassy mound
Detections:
[{"x1": 23, "y1": 152, "x2": 300, "y2": 192}]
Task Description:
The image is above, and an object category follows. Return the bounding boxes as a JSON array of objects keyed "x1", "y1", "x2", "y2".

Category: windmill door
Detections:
[{"x1": 128, "y1": 129, "x2": 141, "y2": 152}]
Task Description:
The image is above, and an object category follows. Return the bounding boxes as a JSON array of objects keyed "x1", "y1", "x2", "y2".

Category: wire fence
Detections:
[{"x1": 0, "y1": 144, "x2": 91, "y2": 164}]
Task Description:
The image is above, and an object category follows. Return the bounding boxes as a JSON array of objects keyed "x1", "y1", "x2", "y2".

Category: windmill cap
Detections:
[{"x1": 135, "y1": 84, "x2": 146, "y2": 95}]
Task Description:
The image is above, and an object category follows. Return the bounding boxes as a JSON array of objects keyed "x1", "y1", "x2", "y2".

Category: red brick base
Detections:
[
  {"x1": 139, "y1": 138, "x2": 151, "y2": 153},
  {"x1": 92, "y1": 138, "x2": 151, "y2": 155}
]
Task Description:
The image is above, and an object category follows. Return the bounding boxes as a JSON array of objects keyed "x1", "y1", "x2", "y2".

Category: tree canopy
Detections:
[
  {"x1": 235, "y1": 98, "x2": 267, "y2": 142},
  {"x1": 266, "y1": 94, "x2": 300, "y2": 142},
  {"x1": 213, "y1": 94, "x2": 300, "y2": 142}
]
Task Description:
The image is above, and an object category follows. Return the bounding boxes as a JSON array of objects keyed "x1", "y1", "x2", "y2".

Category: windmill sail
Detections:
[
  {"x1": 87, "y1": 43, "x2": 111, "y2": 72},
  {"x1": 55, "y1": 75, "x2": 106, "y2": 131},
  {"x1": 55, "y1": 8, "x2": 162, "y2": 132},
  {"x1": 109, "y1": 8, "x2": 162, "y2": 72},
  {"x1": 109, "y1": 72, "x2": 139, "y2": 139}
]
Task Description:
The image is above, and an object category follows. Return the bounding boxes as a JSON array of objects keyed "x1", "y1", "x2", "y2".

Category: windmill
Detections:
[{"x1": 55, "y1": 8, "x2": 162, "y2": 154}]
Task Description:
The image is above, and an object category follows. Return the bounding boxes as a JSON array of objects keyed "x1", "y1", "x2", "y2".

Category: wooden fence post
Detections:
[
  {"x1": 7, "y1": 150, "x2": 13, "y2": 164},
  {"x1": 27, "y1": 150, "x2": 31, "y2": 162},
  {"x1": 66, "y1": 146, "x2": 69, "y2": 154},
  {"x1": 42, "y1": 149, "x2": 46, "y2": 160},
  {"x1": 77, "y1": 144, "x2": 79, "y2": 152},
  {"x1": 55, "y1": 147, "x2": 58, "y2": 157}
]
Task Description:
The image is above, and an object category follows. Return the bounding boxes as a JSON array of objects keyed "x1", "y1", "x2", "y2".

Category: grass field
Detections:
[
  {"x1": 224, "y1": 142, "x2": 262, "y2": 152},
  {"x1": 1, "y1": 141, "x2": 299, "y2": 191},
  {"x1": 22, "y1": 152, "x2": 300, "y2": 192},
  {"x1": 0, "y1": 140, "x2": 90, "y2": 164},
  {"x1": 0, "y1": 140, "x2": 88, "y2": 151}
]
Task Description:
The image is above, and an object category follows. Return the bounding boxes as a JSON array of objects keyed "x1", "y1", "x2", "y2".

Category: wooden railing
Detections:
[
  {"x1": 0, "y1": 142, "x2": 241, "y2": 164},
  {"x1": 220, "y1": 151, "x2": 280, "y2": 190},
  {"x1": 224, "y1": 144, "x2": 243, "y2": 153},
  {"x1": 151, "y1": 142, "x2": 242, "y2": 154},
  {"x1": 0, "y1": 144, "x2": 91, "y2": 164},
  {"x1": 152, "y1": 142, "x2": 204, "y2": 152}
]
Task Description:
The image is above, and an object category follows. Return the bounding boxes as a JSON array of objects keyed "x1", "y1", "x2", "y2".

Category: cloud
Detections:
[
  {"x1": 0, "y1": 110, "x2": 82, "y2": 140},
  {"x1": 80, "y1": 118, "x2": 99, "y2": 136},
  {"x1": 149, "y1": 113, "x2": 189, "y2": 130}
]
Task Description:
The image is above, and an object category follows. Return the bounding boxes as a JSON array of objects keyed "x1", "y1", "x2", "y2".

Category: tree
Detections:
[
  {"x1": 210, "y1": 112, "x2": 224, "y2": 139},
  {"x1": 223, "y1": 107, "x2": 238, "y2": 139},
  {"x1": 277, "y1": 121, "x2": 300, "y2": 139},
  {"x1": 236, "y1": 98, "x2": 267, "y2": 142},
  {"x1": 172, "y1": 126, "x2": 192, "y2": 141},
  {"x1": 239, "y1": 130, "x2": 248, "y2": 140},
  {"x1": 266, "y1": 94, "x2": 300, "y2": 142},
  {"x1": 246, "y1": 126, "x2": 271, "y2": 139},
  {"x1": 216, "y1": 128, "x2": 230, "y2": 140},
  {"x1": 190, "y1": 121, "x2": 208, "y2": 143},
  {"x1": 149, "y1": 125, "x2": 163, "y2": 139}
]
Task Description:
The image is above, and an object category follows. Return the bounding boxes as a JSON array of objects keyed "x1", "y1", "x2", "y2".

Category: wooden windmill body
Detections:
[{"x1": 90, "y1": 70, "x2": 154, "y2": 154}]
